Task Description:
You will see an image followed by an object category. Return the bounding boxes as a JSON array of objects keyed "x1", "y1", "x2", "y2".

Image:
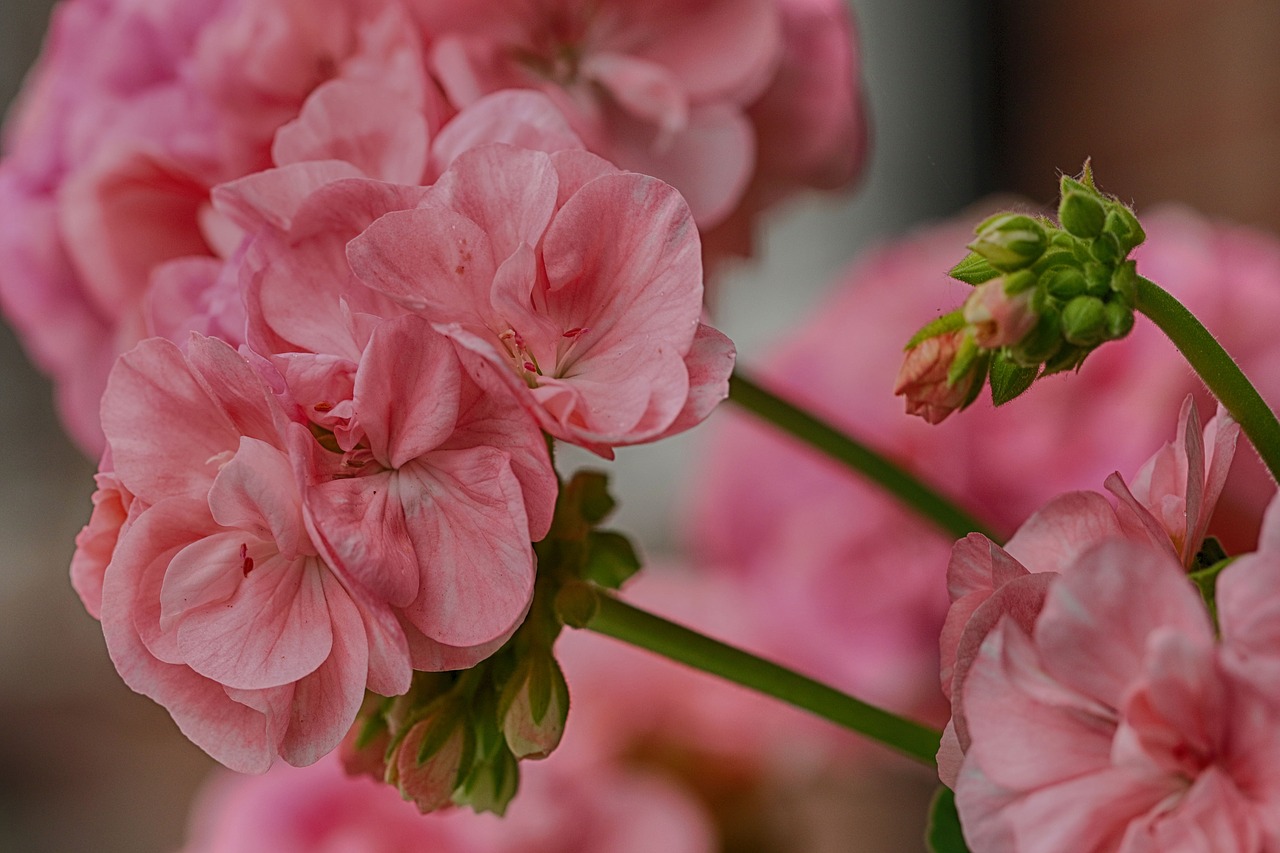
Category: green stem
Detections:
[
  {"x1": 569, "y1": 586, "x2": 941, "y2": 765},
  {"x1": 1136, "y1": 277, "x2": 1280, "y2": 482},
  {"x1": 728, "y1": 370, "x2": 1000, "y2": 542}
]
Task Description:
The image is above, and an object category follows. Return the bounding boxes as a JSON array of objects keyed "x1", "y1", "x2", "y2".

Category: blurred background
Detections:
[{"x1": 2, "y1": 0, "x2": 1279, "y2": 849}]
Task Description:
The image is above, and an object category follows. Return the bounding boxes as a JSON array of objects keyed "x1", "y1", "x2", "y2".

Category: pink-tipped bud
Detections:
[
  {"x1": 389, "y1": 712, "x2": 471, "y2": 814},
  {"x1": 894, "y1": 330, "x2": 981, "y2": 425},
  {"x1": 500, "y1": 653, "x2": 570, "y2": 760},
  {"x1": 963, "y1": 279, "x2": 1038, "y2": 348}
]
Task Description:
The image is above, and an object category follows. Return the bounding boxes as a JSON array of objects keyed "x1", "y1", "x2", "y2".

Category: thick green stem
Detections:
[
  {"x1": 569, "y1": 586, "x2": 941, "y2": 765},
  {"x1": 1136, "y1": 277, "x2": 1280, "y2": 482},
  {"x1": 728, "y1": 370, "x2": 1000, "y2": 542}
]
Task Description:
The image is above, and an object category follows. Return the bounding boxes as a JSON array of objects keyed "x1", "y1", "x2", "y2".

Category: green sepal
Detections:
[
  {"x1": 989, "y1": 353, "x2": 1039, "y2": 406},
  {"x1": 906, "y1": 309, "x2": 967, "y2": 350},
  {"x1": 554, "y1": 581, "x2": 600, "y2": 629},
  {"x1": 455, "y1": 746, "x2": 520, "y2": 816},
  {"x1": 957, "y1": 352, "x2": 991, "y2": 413},
  {"x1": 1059, "y1": 191, "x2": 1106, "y2": 239},
  {"x1": 949, "y1": 251, "x2": 1001, "y2": 285},
  {"x1": 1189, "y1": 547, "x2": 1236, "y2": 627},
  {"x1": 926, "y1": 787, "x2": 972, "y2": 853},
  {"x1": 582, "y1": 530, "x2": 643, "y2": 589},
  {"x1": 946, "y1": 332, "x2": 982, "y2": 388}
]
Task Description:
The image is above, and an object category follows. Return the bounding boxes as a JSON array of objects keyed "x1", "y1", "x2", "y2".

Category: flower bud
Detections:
[
  {"x1": 391, "y1": 710, "x2": 472, "y2": 813},
  {"x1": 1104, "y1": 204, "x2": 1146, "y2": 253},
  {"x1": 1041, "y1": 266, "x2": 1087, "y2": 301},
  {"x1": 500, "y1": 653, "x2": 570, "y2": 760},
  {"x1": 1060, "y1": 295, "x2": 1108, "y2": 347},
  {"x1": 1008, "y1": 312, "x2": 1064, "y2": 367},
  {"x1": 894, "y1": 330, "x2": 985, "y2": 424},
  {"x1": 1104, "y1": 301, "x2": 1135, "y2": 340},
  {"x1": 963, "y1": 279, "x2": 1038, "y2": 348},
  {"x1": 968, "y1": 214, "x2": 1048, "y2": 272},
  {"x1": 1059, "y1": 191, "x2": 1106, "y2": 239}
]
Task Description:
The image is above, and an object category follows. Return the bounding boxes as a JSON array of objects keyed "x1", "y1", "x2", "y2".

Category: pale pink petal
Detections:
[
  {"x1": 963, "y1": 619, "x2": 1119, "y2": 792},
  {"x1": 58, "y1": 143, "x2": 211, "y2": 313},
  {"x1": 1035, "y1": 541, "x2": 1213, "y2": 706},
  {"x1": 271, "y1": 80, "x2": 428, "y2": 184},
  {"x1": 429, "y1": 89, "x2": 583, "y2": 176},
  {"x1": 353, "y1": 317, "x2": 462, "y2": 468},
  {"x1": 71, "y1": 471, "x2": 134, "y2": 620},
  {"x1": 305, "y1": 469, "x2": 421, "y2": 609},
  {"x1": 1003, "y1": 490, "x2": 1127, "y2": 574},
  {"x1": 584, "y1": 52, "x2": 689, "y2": 136},
  {"x1": 206, "y1": 437, "x2": 307, "y2": 559},
  {"x1": 212, "y1": 161, "x2": 364, "y2": 234},
  {"x1": 606, "y1": 103, "x2": 753, "y2": 227},
  {"x1": 398, "y1": 448, "x2": 534, "y2": 654},
  {"x1": 1105, "y1": 473, "x2": 1184, "y2": 566},
  {"x1": 1191, "y1": 405, "x2": 1240, "y2": 556},
  {"x1": 649, "y1": 324, "x2": 736, "y2": 440},
  {"x1": 1216, "y1": 552, "x2": 1280, "y2": 670},
  {"x1": 430, "y1": 144, "x2": 559, "y2": 263},
  {"x1": 277, "y1": 570, "x2": 369, "y2": 767},
  {"x1": 176, "y1": 553, "x2": 332, "y2": 691},
  {"x1": 1118, "y1": 767, "x2": 1263, "y2": 853},
  {"x1": 946, "y1": 534, "x2": 1027, "y2": 601},
  {"x1": 1258, "y1": 492, "x2": 1280, "y2": 553},
  {"x1": 101, "y1": 499, "x2": 277, "y2": 773},
  {"x1": 937, "y1": 719, "x2": 964, "y2": 788}
]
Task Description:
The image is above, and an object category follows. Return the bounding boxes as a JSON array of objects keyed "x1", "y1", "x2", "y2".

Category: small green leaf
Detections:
[
  {"x1": 926, "y1": 787, "x2": 972, "y2": 853},
  {"x1": 906, "y1": 310, "x2": 967, "y2": 350},
  {"x1": 989, "y1": 353, "x2": 1038, "y2": 406},
  {"x1": 949, "y1": 251, "x2": 1001, "y2": 285},
  {"x1": 583, "y1": 530, "x2": 642, "y2": 589}
]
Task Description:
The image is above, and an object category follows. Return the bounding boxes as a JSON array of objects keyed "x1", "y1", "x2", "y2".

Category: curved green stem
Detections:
[
  {"x1": 728, "y1": 370, "x2": 1000, "y2": 542},
  {"x1": 567, "y1": 585, "x2": 941, "y2": 765},
  {"x1": 1136, "y1": 277, "x2": 1280, "y2": 482}
]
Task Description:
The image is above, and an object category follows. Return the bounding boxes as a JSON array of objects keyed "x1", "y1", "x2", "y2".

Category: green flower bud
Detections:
[
  {"x1": 1110, "y1": 260, "x2": 1138, "y2": 304},
  {"x1": 968, "y1": 213, "x2": 1048, "y2": 272},
  {"x1": 1104, "y1": 204, "x2": 1146, "y2": 253},
  {"x1": 1003, "y1": 268, "x2": 1038, "y2": 295},
  {"x1": 500, "y1": 653, "x2": 570, "y2": 760},
  {"x1": 1083, "y1": 263, "x2": 1112, "y2": 298},
  {"x1": 1059, "y1": 191, "x2": 1107, "y2": 239},
  {"x1": 1104, "y1": 301, "x2": 1135, "y2": 340},
  {"x1": 1008, "y1": 312, "x2": 1063, "y2": 367},
  {"x1": 1042, "y1": 266, "x2": 1087, "y2": 300},
  {"x1": 1061, "y1": 295, "x2": 1109, "y2": 347},
  {"x1": 1089, "y1": 232, "x2": 1123, "y2": 265}
]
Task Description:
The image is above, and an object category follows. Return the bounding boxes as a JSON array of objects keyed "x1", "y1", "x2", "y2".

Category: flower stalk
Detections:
[
  {"x1": 563, "y1": 582, "x2": 942, "y2": 765},
  {"x1": 728, "y1": 370, "x2": 1000, "y2": 541}
]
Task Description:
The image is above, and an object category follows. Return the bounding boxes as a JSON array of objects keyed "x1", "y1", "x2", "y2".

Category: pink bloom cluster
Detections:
[
  {"x1": 0, "y1": 0, "x2": 863, "y2": 453},
  {"x1": 940, "y1": 404, "x2": 1280, "y2": 849},
  {"x1": 50, "y1": 7, "x2": 744, "y2": 770},
  {"x1": 685, "y1": 206, "x2": 1280, "y2": 729}
]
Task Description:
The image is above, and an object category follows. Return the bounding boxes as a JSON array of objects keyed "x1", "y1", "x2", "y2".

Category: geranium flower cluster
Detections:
[
  {"x1": 33, "y1": 0, "x2": 806, "y2": 779},
  {"x1": 0, "y1": 0, "x2": 864, "y2": 452}
]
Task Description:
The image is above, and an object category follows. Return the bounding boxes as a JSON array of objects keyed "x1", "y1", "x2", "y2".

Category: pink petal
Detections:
[
  {"x1": 398, "y1": 448, "x2": 534, "y2": 653},
  {"x1": 176, "y1": 553, "x2": 332, "y2": 691},
  {"x1": 101, "y1": 499, "x2": 277, "y2": 772},
  {"x1": 1217, "y1": 552, "x2": 1280, "y2": 668},
  {"x1": 429, "y1": 89, "x2": 583, "y2": 176},
  {"x1": 947, "y1": 533, "x2": 1028, "y2": 602},
  {"x1": 277, "y1": 570, "x2": 370, "y2": 767},
  {"x1": 354, "y1": 317, "x2": 463, "y2": 468},
  {"x1": 1118, "y1": 767, "x2": 1263, "y2": 853},
  {"x1": 650, "y1": 324, "x2": 737, "y2": 440},
  {"x1": 1035, "y1": 541, "x2": 1213, "y2": 707},
  {"x1": 206, "y1": 437, "x2": 307, "y2": 559},
  {"x1": 584, "y1": 52, "x2": 689, "y2": 137},
  {"x1": 212, "y1": 160, "x2": 364, "y2": 235},
  {"x1": 1004, "y1": 490, "x2": 1126, "y2": 574},
  {"x1": 271, "y1": 79, "x2": 428, "y2": 184}
]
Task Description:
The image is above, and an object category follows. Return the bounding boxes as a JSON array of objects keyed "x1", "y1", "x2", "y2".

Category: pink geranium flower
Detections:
[
  {"x1": 954, "y1": 539, "x2": 1280, "y2": 851},
  {"x1": 90, "y1": 334, "x2": 411, "y2": 772},
  {"x1": 347, "y1": 143, "x2": 734, "y2": 455},
  {"x1": 937, "y1": 397, "x2": 1238, "y2": 784}
]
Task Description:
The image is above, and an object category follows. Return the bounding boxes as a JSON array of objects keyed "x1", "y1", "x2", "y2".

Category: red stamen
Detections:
[{"x1": 240, "y1": 543, "x2": 255, "y2": 576}]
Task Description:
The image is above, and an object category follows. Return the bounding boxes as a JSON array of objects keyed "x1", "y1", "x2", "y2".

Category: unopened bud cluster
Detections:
[{"x1": 897, "y1": 165, "x2": 1145, "y2": 423}]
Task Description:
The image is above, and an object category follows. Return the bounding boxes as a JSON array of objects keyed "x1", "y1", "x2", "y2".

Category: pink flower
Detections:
[
  {"x1": 180, "y1": 749, "x2": 716, "y2": 853},
  {"x1": 937, "y1": 397, "x2": 1238, "y2": 785},
  {"x1": 409, "y1": 0, "x2": 866, "y2": 269},
  {"x1": 0, "y1": 0, "x2": 440, "y2": 452},
  {"x1": 963, "y1": 278, "x2": 1038, "y2": 348},
  {"x1": 953, "y1": 539, "x2": 1280, "y2": 851},
  {"x1": 91, "y1": 334, "x2": 412, "y2": 772},
  {"x1": 347, "y1": 143, "x2": 735, "y2": 455},
  {"x1": 893, "y1": 329, "x2": 979, "y2": 425}
]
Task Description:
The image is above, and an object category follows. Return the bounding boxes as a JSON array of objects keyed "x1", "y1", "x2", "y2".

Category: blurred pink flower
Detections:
[
  {"x1": 347, "y1": 143, "x2": 734, "y2": 456},
  {"x1": 182, "y1": 750, "x2": 716, "y2": 853},
  {"x1": 409, "y1": 0, "x2": 866, "y2": 264},
  {"x1": 0, "y1": 0, "x2": 442, "y2": 452},
  {"x1": 954, "y1": 539, "x2": 1280, "y2": 851}
]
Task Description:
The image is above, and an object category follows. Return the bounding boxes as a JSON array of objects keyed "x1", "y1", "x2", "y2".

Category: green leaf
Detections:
[
  {"x1": 949, "y1": 251, "x2": 1001, "y2": 285},
  {"x1": 988, "y1": 353, "x2": 1038, "y2": 406},
  {"x1": 583, "y1": 530, "x2": 642, "y2": 589},
  {"x1": 906, "y1": 310, "x2": 967, "y2": 350},
  {"x1": 926, "y1": 787, "x2": 972, "y2": 853}
]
